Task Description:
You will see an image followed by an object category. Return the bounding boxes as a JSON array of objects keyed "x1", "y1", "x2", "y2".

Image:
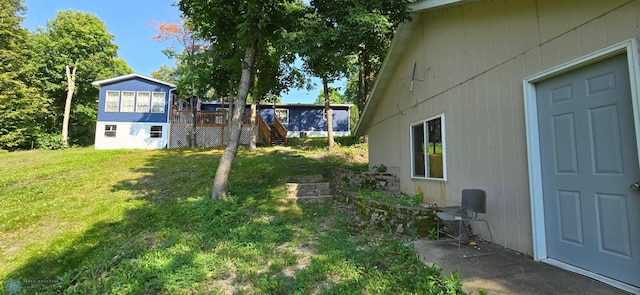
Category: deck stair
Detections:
[{"x1": 269, "y1": 124, "x2": 287, "y2": 145}]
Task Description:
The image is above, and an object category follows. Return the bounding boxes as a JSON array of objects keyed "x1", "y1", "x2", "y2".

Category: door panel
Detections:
[
  {"x1": 537, "y1": 53, "x2": 640, "y2": 287},
  {"x1": 557, "y1": 190, "x2": 583, "y2": 245},
  {"x1": 589, "y1": 105, "x2": 624, "y2": 174}
]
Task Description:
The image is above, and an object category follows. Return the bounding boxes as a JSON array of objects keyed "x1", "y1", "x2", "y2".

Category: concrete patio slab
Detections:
[{"x1": 413, "y1": 239, "x2": 632, "y2": 295}]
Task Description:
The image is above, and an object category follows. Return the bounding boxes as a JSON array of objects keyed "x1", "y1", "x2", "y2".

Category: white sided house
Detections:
[
  {"x1": 355, "y1": 0, "x2": 640, "y2": 292},
  {"x1": 92, "y1": 73, "x2": 175, "y2": 149}
]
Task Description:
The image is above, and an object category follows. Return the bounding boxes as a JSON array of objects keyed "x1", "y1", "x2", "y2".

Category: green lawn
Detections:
[{"x1": 0, "y1": 140, "x2": 462, "y2": 294}]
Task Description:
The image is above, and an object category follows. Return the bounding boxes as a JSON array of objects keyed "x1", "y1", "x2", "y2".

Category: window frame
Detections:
[
  {"x1": 215, "y1": 107, "x2": 229, "y2": 124},
  {"x1": 410, "y1": 113, "x2": 446, "y2": 181},
  {"x1": 105, "y1": 91, "x2": 120, "y2": 112},
  {"x1": 151, "y1": 92, "x2": 166, "y2": 113},
  {"x1": 120, "y1": 91, "x2": 135, "y2": 112},
  {"x1": 150, "y1": 125, "x2": 163, "y2": 138},
  {"x1": 136, "y1": 91, "x2": 151, "y2": 113},
  {"x1": 274, "y1": 108, "x2": 289, "y2": 124},
  {"x1": 104, "y1": 125, "x2": 117, "y2": 137}
]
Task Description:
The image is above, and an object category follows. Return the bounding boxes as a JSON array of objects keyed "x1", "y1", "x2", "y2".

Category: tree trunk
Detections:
[
  {"x1": 323, "y1": 76, "x2": 334, "y2": 151},
  {"x1": 62, "y1": 63, "x2": 77, "y2": 147},
  {"x1": 362, "y1": 51, "x2": 372, "y2": 112},
  {"x1": 249, "y1": 103, "x2": 257, "y2": 151},
  {"x1": 227, "y1": 81, "x2": 234, "y2": 143},
  {"x1": 212, "y1": 41, "x2": 257, "y2": 199},
  {"x1": 357, "y1": 60, "x2": 365, "y2": 117}
]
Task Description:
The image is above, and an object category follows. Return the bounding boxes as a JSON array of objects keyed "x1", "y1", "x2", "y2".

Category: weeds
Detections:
[
  {"x1": 359, "y1": 189, "x2": 423, "y2": 207},
  {"x1": 1, "y1": 142, "x2": 463, "y2": 294}
]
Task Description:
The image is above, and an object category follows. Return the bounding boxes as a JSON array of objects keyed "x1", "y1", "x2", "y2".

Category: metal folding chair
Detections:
[{"x1": 436, "y1": 189, "x2": 495, "y2": 258}]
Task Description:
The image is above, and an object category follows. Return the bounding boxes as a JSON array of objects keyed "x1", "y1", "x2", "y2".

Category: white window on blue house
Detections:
[
  {"x1": 151, "y1": 92, "x2": 166, "y2": 113},
  {"x1": 150, "y1": 126, "x2": 163, "y2": 138},
  {"x1": 105, "y1": 91, "x2": 120, "y2": 112},
  {"x1": 275, "y1": 108, "x2": 289, "y2": 124},
  {"x1": 120, "y1": 91, "x2": 135, "y2": 112},
  {"x1": 411, "y1": 114, "x2": 445, "y2": 180},
  {"x1": 136, "y1": 91, "x2": 150, "y2": 113},
  {"x1": 105, "y1": 125, "x2": 116, "y2": 137},
  {"x1": 216, "y1": 108, "x2": 229, "y2": 124}
]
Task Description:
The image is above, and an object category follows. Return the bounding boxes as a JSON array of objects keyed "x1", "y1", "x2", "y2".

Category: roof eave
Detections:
[
  {"x1": 409, "y1": 0, "x2": 465, "y2": 13},
  {"x1": 354, "y1": 19, "x2": 415, "y2": 136},
  {"x1": 354, "y1": 0, "x2": 467, "y2": 137},
  {"x1": 91, "y1": 73, "x2": 176, "y2": 88}
]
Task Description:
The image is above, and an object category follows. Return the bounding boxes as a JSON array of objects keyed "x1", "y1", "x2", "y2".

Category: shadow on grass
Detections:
[{"x1": 6, "y1": 146, "x2": 372, "y2": 294}]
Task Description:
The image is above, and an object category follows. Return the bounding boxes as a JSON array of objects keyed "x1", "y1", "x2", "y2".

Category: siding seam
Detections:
[{"x1": 367, "y1": 0, "x2": 637, "y2": 131}]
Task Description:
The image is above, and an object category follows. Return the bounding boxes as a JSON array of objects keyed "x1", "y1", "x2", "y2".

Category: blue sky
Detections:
[{"x1": 22, "y1": 0, "x2": 338, "y2": 104}]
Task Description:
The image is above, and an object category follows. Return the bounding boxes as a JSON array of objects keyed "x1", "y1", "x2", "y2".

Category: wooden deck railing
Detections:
[
  {"x1": 171, "y1": 109, "x2": 252, "y2": 126},
  {"x1": 273, "y1": 116, "x2": 288, "y2": 144},
  {"x1": 258, "y1": 115, "x2": 271, "y2": 145}
]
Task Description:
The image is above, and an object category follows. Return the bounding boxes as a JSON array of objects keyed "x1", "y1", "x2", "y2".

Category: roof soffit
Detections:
[
  {"x1": 91, "y1": 73, "x2": 176, "y2": 88},
  {"x1": 354, "y1": 0, "x2": 468, "y2": 136}
]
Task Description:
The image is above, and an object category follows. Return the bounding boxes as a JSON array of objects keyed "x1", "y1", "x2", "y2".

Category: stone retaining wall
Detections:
[
  {"x1": 353, "y1": 196, "x2": 439, "y2": 237},
  {"x1": 331, "y1": 168, "x2": 401, "y2": 197},
  {"x1": 330, "y1": 168, "x2": 439, "y2": 238}
]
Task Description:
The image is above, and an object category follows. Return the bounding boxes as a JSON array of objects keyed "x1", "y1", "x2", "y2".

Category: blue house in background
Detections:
[
  {"x1": 201, "y1": 103, "x2": 352, "y2": 138},
  {"x1": 93, "y1": 73, "x2": 352, "y2": 149},
  {"x1": 92, "y1": 73, "x2": 176, "y2": 149}
]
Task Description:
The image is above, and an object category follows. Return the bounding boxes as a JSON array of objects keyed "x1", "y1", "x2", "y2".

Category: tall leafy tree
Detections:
[
  {"x1": 0, "y1": 0, "x2": 48, "y2": 150},
  {"x1": 150, "y1": 20, "x2": 213, "y2": 99},
  {"x1": 338, "y1": 0, "x2": 410, "y2": 115},
  {"x1": 305, "y1": 0, "x2": 409, "y2": 116},
  {"x1": 179, "y1": 0, "x2": 305, "y2": 199},
  {"x1": 150, "y1": 19, "x2": 215, "y2": 148},
  {"x1": 296, "y1": 1, "x2": 353, "y2": 150},
  {"x1": 32, "y1": 10, "x2": 131, "y2": 146},
  {"x1": 314, "y1": 87, "x2": 344, "y2": 104},
  {"x1": 150, "y1": 64, "x2": 179, "y2": 85},
  {"x1": 292, "y1": 0, "x2": 409, "y2": 149}
]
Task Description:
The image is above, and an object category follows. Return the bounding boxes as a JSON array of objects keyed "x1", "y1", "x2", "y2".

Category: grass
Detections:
[{"x1": 0, "y1": 138, "x2": 462, "y2": 294}]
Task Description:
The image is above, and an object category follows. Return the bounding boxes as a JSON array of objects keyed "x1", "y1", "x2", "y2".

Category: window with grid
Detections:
[
  {"x1": 104, "y1": 125, "x2": 117, "y2": 137},
  {"x1": 151, "y1": 92, "x2": 165, "y2": 113},
  {"x1": 136, "y1": 91, "x2": 150, "y2": 113},
  {"x1": 105, "y1": 91, "x2": 120, "y2": 112},
  {"x1": 120, "y1": 91, "x2": 135, "y2": 112},
  {"x1": 275, "y1": 108, "x2": 289, "y2": 124},
  {"x1": 150, "y1": 125, "x2": 162, "y2": 138}
]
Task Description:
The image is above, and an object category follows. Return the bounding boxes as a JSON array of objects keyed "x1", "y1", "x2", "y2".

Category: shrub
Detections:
[
  {"x1": 372, "y1": 164, "x2": 387, "y2": 173},
  {"x1": 36, "y1": 133, "x2": 65, "y2": 150}
]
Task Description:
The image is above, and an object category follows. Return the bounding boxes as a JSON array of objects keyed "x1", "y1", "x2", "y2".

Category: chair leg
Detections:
[
  {"x1": 457, "y1": 220, "x2": 463, "y2": 257},
  {"x1": 482, "y1": 220, "x2": 494, "y2": 243},
  {"x1": 458, "y1": 220, "x2": 496, "y2": 258}
]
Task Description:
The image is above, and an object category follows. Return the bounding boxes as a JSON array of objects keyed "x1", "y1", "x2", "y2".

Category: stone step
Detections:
[
  {"x1": 286, "y1": 182, "x2": 330, "y2": 191},
  {"x1": 283, "y1": 195, "x2": 333, "y2": 204},
  {"x1": 290, "y1": 174, "x2": 324, "y2": 183},
  {"x1": 287, "y1": 189, "x2": 331, "y2": 198},
  {"x1": 286, "y1": 182, "x2": 331, "y2": 197}
]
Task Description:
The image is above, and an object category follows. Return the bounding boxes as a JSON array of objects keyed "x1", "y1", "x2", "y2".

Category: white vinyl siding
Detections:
[{"x1": 94, "y1": 122, "x2": 169, "y2": 150}]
